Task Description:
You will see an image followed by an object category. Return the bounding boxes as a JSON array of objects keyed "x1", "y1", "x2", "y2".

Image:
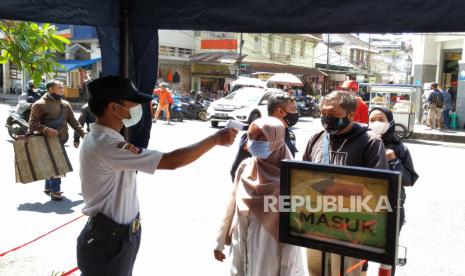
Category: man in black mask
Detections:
[
  {"x1": 302, "y1": 91, "x2": 388, "y2": 276},
  {"x1": 29, "y1": 80, "x2": 85, "y2": 200},
  {"x1": 230, "y1": 92, "x2": 299, "y2": 181}
]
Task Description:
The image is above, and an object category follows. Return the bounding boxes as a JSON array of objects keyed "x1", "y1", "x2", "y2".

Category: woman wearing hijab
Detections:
[
  {"x1": 214, "y1": 117, "x2": 304, "y2": 276},
  {"x1": 368, "y1": 107, "x2": 419, "y2": 228},
  {"x1": 363, "y1": 107, "x2": 419, "y2": 275}
]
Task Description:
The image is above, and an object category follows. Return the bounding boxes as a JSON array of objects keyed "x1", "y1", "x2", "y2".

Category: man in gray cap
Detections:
[{"x1": 76, "y1": 75, "x2": 238, "y2": 276}]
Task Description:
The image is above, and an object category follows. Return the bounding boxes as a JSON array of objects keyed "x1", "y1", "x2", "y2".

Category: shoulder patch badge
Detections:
[{"x1": 117, "y1": 142, "x2": 143, "y2": 154}]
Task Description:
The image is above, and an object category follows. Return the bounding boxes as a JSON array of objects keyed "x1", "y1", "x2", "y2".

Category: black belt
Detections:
[{"x1": 87, "y1": 213, "x2": 141, "y2": 235}]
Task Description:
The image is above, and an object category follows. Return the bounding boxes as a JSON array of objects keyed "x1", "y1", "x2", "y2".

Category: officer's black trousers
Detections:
[{"x1": 77, "y1": 213, "x2": 141, "y2": 276}]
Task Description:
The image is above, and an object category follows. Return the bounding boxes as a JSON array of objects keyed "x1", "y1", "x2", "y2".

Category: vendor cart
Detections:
[{"x1": 368, "y1": 84, "x2": 421, "y2": 140}]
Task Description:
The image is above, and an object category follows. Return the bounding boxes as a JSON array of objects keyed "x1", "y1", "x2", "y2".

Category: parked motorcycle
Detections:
[
  {"x1": 296, "y1": 96, "x2": 320, "y2": 118},
  {"x1": 6, "y1": 81, "x2": 46, "y2": 139},
  {"x1": 5, "y1": 94, "x2": 33, "y2": 139},
  {"x1": 181, "y1": 98, "x2": 209, "y2": 121},
  {"x1": 170, "y1": 95, "x2": 184, "y2": 122}
]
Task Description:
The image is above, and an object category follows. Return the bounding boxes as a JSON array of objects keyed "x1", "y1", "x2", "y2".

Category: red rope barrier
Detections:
[
  {"x1": 62, "y1": 266, "x2": 79, "y2": 276},
  {"x1": 0, "y1": 214, "x2": 85, "y2": 257},
  {"x1": 342, "y1": 259, "x2": 368, "y2": 275}
]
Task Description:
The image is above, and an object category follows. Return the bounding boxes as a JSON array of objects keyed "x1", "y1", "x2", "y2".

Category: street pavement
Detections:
[{"x1": 0, "y1": 102, "x2": 464, "y2": 276}]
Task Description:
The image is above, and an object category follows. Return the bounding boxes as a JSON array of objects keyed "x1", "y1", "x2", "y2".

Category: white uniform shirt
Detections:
[{"x1": 80, "y1": 123, "x2": 163, "y2": 224}]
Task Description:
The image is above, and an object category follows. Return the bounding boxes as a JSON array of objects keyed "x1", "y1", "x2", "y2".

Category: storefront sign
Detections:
[
  {"x1": 280, "y1": 161, "x2": 401, "y2": 266},
  {"x1": 192, "y1": 64, "x2": 232, "y2": 77},
  {"x1": 201, "y1": 39, "x2": 237, "y2": 50},
  {"x1": 10, "y1": 69, "x2": 22, "y2": 80}
]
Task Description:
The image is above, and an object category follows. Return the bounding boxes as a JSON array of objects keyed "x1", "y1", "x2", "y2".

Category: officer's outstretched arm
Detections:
[{"x1": 158, "y1": 128, "x2": 238, "y2": 170}]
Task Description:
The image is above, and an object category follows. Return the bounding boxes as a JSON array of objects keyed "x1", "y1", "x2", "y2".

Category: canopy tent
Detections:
[
  {"x1": 1, "y1": 0, "x2": 465, "y2": 147},
  {"x1": 58, "y1": 58, "x2": 102, "y2": 72}
]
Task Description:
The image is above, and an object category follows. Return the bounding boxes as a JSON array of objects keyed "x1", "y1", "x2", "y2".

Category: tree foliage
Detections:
[{"x1": 0, "y1": 21, "x2": 70, "y2": 85}]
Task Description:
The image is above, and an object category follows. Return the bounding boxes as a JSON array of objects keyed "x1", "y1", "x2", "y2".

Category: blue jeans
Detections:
[
  {"x1": 442, "y1": 109, "x2": 450, "y2": 128},
  {"x1": 45, "y1": 178, "x2": 61, "y2": 193}
]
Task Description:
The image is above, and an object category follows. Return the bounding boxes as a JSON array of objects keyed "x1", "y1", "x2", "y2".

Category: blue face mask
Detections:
[{"x1": 247, "y1": 140, "x2": 272, "y2": 159}]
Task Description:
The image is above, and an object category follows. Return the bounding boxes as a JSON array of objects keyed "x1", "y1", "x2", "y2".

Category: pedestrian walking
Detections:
[
  {"x1": 29, "y1": 80, "x2": 86, "y2": 200},
  {"x1": 26, "y1": 80, "x2": 42, "y2": 103},
  {"x1": 73, "y1": 104, "x2": 96, "y2": 148},
  {"x1": 440, "y1": 86, "x2": 453, "y2": 129},
  {"x1": 365, "y1": 107, "x2": 419, "y2": 275},
  {"x1": 302, "y1": 91, "x2": 388, "y2": 276},
  {"x1": 427, "y1": 83, "x2": 445, "y2": 129},
  {"x1": 230, "y1": 92, "x2": 299, "y2": 181},
  {"x1": 340, "y1": 80, "x2": 368, "y2": 124},
  {"x1": 214, "y1": 117, "x2": 304, "y2": 276},
  {"x1": 76, "y1": 75, "x2": 237, "y2": 276},
  {"x1": 153, "y1": 82, "x2": 173, "y2": 124}
]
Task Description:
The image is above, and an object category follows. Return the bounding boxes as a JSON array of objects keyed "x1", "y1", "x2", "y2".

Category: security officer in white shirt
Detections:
[{"x1": 77, "y1": 76, "x2": 238, "y2": 276}]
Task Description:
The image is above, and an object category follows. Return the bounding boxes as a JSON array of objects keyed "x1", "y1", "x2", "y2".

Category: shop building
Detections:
[
  {"x1": 412, "y1": 33, "x2": 465, "y2": 128},
  {"x1": 158, "y1": 30, "x2": 195, "y2": 94}
]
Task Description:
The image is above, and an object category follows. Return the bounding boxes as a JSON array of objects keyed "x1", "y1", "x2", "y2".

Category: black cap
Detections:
[{"x1": 87, "y1": 75, "x2": 153, "y2": 103}]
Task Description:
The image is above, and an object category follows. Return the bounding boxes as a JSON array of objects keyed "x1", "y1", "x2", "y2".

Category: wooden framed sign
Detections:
[{"x1": 279, "y1": 161, "x2": 401, "y2": 266}]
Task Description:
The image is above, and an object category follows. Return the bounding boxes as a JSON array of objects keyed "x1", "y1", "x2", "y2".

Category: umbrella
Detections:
[
  {"x1": 231, "y1": 77, "x2": 266, "y2": 88},
  {"x1": 266, "y1": 73, "x2": 303, "y2": 87}
]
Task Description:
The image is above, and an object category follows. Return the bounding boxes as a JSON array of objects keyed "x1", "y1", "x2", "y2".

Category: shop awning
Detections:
[
  {"x1": 191, "y1": 52, "x2": 246, "y2": 64},
  {"x1": 246, "y1": 63, "x2": 328, "y2": 77},
  {"x1": 57, "y1": 58, "x2": 101, "y2": 72}
]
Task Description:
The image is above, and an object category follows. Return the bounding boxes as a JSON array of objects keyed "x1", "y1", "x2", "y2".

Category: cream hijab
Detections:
[{"x1": 235, "y1": 116, "x2": 292, "y2": 241}]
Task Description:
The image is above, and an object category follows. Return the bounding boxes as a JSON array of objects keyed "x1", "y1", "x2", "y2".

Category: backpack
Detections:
[{"x1": 431, "y1": 92, "x2": 444, "y2": 108}]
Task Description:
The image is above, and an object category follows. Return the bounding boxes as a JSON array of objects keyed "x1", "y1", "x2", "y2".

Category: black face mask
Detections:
[
  {"x1": 50, "y1": 93, "x2": 63, "y2": 100},
  {"x1": 284, "y1": 112, "x2": 299, "y2": 127},
  {"x1": 321, "y1": 115, "x2": 351, "y2": 135}
]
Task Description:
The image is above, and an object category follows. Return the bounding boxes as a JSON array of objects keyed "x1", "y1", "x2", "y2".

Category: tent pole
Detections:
[{"x1": 121, "y1": 0, "x2": 130, "y2": 78}]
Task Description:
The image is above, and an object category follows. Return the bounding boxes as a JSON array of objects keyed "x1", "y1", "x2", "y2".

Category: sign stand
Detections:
[
  {"x1": 319, "y1": 254, "x2": 346, "y2": 276},
  {"x1": 340, "y1": 255, "x2": 345, "y2": 276},
  {"x1": 321, "y1": 252, "x2": 327, "y2": 276},
  {"x1": 280, "y1": 161, "x2": 402, "y2": 276}
]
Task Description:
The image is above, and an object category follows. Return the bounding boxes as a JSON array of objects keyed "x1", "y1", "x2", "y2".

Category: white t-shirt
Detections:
[{"x1": 80, "y1": 123, "x2": 163, "y2": 224}]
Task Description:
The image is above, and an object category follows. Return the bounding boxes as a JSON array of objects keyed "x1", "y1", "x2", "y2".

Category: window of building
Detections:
[
  {"x1": 268, "y1": 34, "x2": 274, "y2": 53},
  {"x1": 291, "y1": 39, "x2": 296, "y2": 56},
  {"x1": 254, "y1": 35, "x2": 261, "y2": 52},
  {"x1": 300, "y1": 40, "x2": 306, "y2": 57},
  {"x1": 159, "y1": 45, "x2": 193, "y2": 58},
  {"x1": 178, "y1": 47, "x2": 193, "y2": 58},
  {"x1": 442, "y1": 51, "x2": 462, "y2": 87},
  {"x1": 350, "y1": 49, "x2": 355, "y2": 64},
  {"x1": 279, "y1": 38, "x2": 286, "y2": 55}
]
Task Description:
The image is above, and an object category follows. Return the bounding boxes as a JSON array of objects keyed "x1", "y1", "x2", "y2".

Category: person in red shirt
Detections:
[{"x1": 340, "y1": 80, "x2": 369, "y2": 124}]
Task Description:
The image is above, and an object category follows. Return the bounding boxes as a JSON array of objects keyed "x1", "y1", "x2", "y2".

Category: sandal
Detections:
[{"x1": 50, "y1": 192, "x2": 64, "y2": 201}]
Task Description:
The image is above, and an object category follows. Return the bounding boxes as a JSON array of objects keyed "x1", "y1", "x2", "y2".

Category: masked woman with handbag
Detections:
[{"x1": 214, "y1": 117, "x2": 304, "y2": 276}]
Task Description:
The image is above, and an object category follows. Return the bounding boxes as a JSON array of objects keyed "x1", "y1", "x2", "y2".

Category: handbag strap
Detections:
[
  {"x1": 43, "y1": 136, "x2": 60, "y2": 176},
  {"x1": 24, "y1": 136, "x2": 38, "y2": 181},
  {"x1": 59, "y1": 137, "x2": 73, "y2": 171}
]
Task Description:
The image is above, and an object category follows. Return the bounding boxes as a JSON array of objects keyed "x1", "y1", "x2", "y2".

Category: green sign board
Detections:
[{"x1": 280, "y1": 161, "x2": 401, "y2": 266}]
